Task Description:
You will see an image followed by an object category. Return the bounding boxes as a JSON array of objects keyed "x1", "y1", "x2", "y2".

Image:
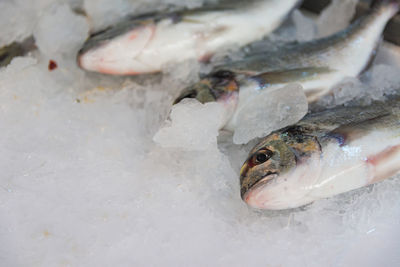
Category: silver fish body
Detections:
[
  {"x1": 78, "y1": 0, "x2": 300, "y2": 75},
  {"x1": 175, "y1": 1, "x2": 399, "y2": 132},
  {"x1": 240, "y1": 97, "x2": 400, "y2": 210},
  {"x1": 222, "y1": 0, "x2": 399, "y2": 103}
]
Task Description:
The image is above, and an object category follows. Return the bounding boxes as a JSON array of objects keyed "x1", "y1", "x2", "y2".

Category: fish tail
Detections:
[{"x1": 371, "y1": 0, "x2": 400, "y2": 14}]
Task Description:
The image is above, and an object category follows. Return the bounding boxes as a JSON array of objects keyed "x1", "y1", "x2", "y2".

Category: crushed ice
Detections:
[
  {"x1": 316, "y1": 0, "x2": 359, "y2": 38},
  {"x1": 293, "y1": 0, "x2": 358, "y2": 41},
  {"x1": 153, "y1": 99, "x2": 225, "y2": 150},
  {"x1": 34, "y1": 4, "x2": 89, "y2": 58}
]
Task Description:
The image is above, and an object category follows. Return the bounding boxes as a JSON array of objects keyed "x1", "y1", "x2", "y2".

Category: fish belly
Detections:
[{"x1": 309, "y1": 129, "x2": 400, "y2": 199}]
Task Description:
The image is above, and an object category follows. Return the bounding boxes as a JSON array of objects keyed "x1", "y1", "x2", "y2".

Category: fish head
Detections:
[
  {"x1": 240, "y1": 126, "x2": 322, "y2": 210},
  {"x1": 77, "y1": 22, "x2": 156, "y2": 75},
  {"x1": 174, "y1": 70, "x2": 239, "y2": 105}
]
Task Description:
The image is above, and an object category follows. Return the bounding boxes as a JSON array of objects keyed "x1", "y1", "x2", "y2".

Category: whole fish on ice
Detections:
[
  {"x1": 175, "y1": 0, "x2": 399, "y2": 133},
  {"x1": 77, "y1": 0, "x2": 300, "y2": 75},
  {"x1": 239, "y1": 97, "x2": 400, "y2": 210}
]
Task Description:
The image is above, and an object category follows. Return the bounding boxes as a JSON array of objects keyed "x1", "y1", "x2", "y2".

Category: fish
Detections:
[
  {"x1": 175, "y1": 0, "x2": 400, "y2": 131},
  {"x1": 77, "y1": 0, "x2": 300, "y2": 75},
  {"x1": 239, "y1": 97, "x2": 400, "y2": 210},
  {"x1": 0, "y1": 37, "x2": 36, "y2": 68}
]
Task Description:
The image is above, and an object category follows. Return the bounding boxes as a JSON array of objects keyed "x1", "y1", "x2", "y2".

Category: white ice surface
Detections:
[
  {"x1": 321, "y1": 44, "x2": 400, "y2": 106},
  {"x1": 293, "y1": 0, "x2": 358, "y2": 42},
  {"x1": 0, "y1": 1, "x2": 35, "y2": 47},
  {"x1": 1, "y1": 1, "x2": 400, "y2": 266},
  {"x1": 153, "y1": 99, "x2": 225, "y2": 150},
  {"x1": 232, "y1": 83, "x2": 308, "y2": 144},
  {"x1": 316, "y1": 0, "x2": 359, "y2": 38},
  {"x1": 292, "y1": 10, "x2": 317, "y2": 42},
  {"x1": 0, "y1": 0, "x2": 85, "y2": 47},
  {"x1": 34, "y1": 4, "x2": 89, "y2": 59}
]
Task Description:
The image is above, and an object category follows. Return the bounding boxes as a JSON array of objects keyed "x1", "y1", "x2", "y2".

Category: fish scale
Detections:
[{"x1": 78, "y1": 0, "x2": 300, "y2": 75}]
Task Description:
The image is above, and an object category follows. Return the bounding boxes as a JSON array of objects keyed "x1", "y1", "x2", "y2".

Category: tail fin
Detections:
[
  {"x1": 365, "y1": 1, "x2": 399, "y2": 23},
  {"x1": 371, "y1": 0, "x2": 400, "y2": 12}
]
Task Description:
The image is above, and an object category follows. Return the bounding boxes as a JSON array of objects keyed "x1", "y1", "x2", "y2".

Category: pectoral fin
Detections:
[{"x1": 252, "y1": 67, "x2": 333, "y2": 87}]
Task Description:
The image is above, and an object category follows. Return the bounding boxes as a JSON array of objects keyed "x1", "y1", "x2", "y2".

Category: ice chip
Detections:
[
  {"x1": 84, "y1": 0, "x2": 143, "y2": 30},
  {"x1": 330, "y1": 77, "x2": 364, "y2": 106},
  {"x1": 368, "y1": 64, "x2": 400, "y2": 97},
  {"x1": 292, "y1": 10, "x2": 317, "y2": 42},
  {"x1": 375, "y1": 43, "x2": 400, "y2": 69},
  {"x1": 0, "y1": 2, "x2": 35, "y2": 47},
  {"x1": 1, "y1": 57, "x2": 38, "y2": 75},
  {"x1": 33, "y1": 4, "x2": 89, "y2": 57},
  {"x1": 317, "y1": 0, "x2": 358, "y2": 38},
  {"x1": 233, "y1": 84, "x2": 308, "y2": 144},
  {"x1": 319, "y1": 62, "x2": 400, "y2": 107},
  {"x1": 153, "y1": 99, "x2": 225, "y2": 150}
]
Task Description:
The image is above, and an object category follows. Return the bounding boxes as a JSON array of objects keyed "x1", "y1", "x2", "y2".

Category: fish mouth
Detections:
[{"x1": 241, "y1": 172, "x2": 278, "y2": 202}]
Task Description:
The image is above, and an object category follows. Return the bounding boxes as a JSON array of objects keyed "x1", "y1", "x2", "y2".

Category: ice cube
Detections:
[
  {"x1": 330, "y1": 77, "x2": 364, "y2": 106},
  {"x1": 320, "y1": 62, "x2": 400, "y2": 107},
  {"x1": 374, "y1": 43, "x2": 400, "y2": 69},
  {"x1": 0, "y1": 2, "x2": 35, "y2": 47},
  {"x1": 1, "y1": 57, "x2": 38, "y2": 75},
  {"x1": 365, "y1": 64, "x2": 400, "y2": 100},
  {"x1": 83, "y1": 0, "x2": 139, "y2": 30},
  {"x1": 153, "y1": 99, "x2": 226, "y2": 150},
  {"x1": 0, "y1": 1, "x2": 86, "y2": 48},
  {"x1": 232, "y1": 83, "x2": 308, "y2": 144},
  {"x1": 317, "y1": 0, "x2": 358, "y2": 38},
  {"x1": 292, "y1": 10, "x2": 317, "y2": 42},
  {"x1": 33, "y1": 4, "x2": 89, "y2": 57}
]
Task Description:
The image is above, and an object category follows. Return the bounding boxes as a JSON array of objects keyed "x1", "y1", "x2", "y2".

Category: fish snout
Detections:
[{"x1": 242, "y1": 174, "x2": 278, "y2": 209}]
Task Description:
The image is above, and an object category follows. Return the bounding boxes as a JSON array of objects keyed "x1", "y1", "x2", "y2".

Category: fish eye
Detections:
[
  {"x1": 256, "y1": 153, "x2": 268, "y2": 163},
  {"x1": 213, "y1": 70, "x2": 234, "y2": 79},
  {"x1": 211, "y1": 70, "x2": 237, "y2": 89},
  {"x1": 253, "y1": 149, "x2": 273, "y2": 164}
]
